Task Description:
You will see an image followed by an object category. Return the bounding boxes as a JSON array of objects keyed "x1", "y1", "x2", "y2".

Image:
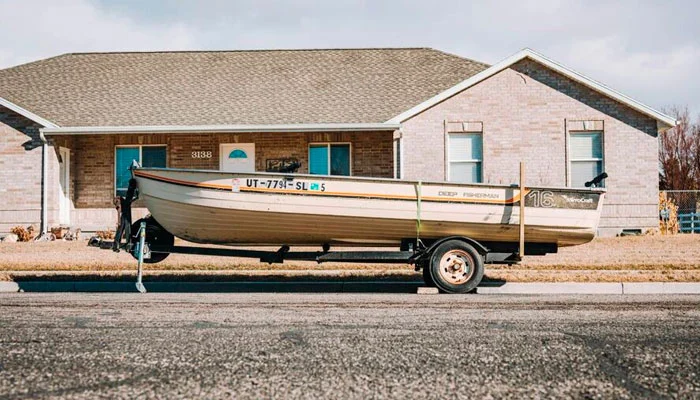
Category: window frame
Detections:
[
  {"x1": 447, "y1": 132, "x2": 483, "y2": 184},
  {"x1": 568, "y1": 131, "x2": 604, "y2": 188},
  {"x1": 308, "y1": 142, "x2": 352, "y2": 176},
  {"x1": 114, "y1": 144, "x2": 167, "y2": 196}
]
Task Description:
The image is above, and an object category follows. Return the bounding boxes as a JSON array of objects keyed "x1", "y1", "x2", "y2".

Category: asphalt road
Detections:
[{"x1": 0, "y1": 294, "x2": 698, "y2": 399}]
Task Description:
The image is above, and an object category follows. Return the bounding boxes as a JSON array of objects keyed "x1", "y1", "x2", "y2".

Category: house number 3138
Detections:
[{"x1": 191, "y1": 151, "x2": 212, "y2": 159}]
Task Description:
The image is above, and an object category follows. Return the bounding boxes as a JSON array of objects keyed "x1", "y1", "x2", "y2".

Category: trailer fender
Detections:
[{"x1": 423, "y1": 236, "x2": 489, "y2": 258}]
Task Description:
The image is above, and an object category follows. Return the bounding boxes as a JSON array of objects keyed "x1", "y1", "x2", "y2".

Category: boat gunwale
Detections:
[{"x1": 135, "y1": 167, "x2": 607, "y2": 194}]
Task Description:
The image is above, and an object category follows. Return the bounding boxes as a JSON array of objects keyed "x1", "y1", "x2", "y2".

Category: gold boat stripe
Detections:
[{"x1": 134, "y1": 170, "x2": 526, "y2": 204}]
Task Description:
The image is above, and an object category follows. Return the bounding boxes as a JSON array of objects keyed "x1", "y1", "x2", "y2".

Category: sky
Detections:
[{"x1": 1, "y1": 0, "x2": 698, "y2": 118}]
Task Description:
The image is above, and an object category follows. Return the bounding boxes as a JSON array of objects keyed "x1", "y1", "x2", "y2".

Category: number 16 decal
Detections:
[{"x1": 527, "y1": 190, "x2": 554, "y2": 207}]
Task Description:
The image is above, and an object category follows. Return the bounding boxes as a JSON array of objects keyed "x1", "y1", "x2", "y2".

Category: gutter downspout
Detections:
[{"x1": 39, "y1": 129, "x2": 48, "y2": 234}]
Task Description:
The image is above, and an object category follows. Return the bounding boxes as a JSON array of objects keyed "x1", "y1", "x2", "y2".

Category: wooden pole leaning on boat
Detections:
[
  {"x1": 519, "y1": 162, "x2": 525, "y2": 262},
  {"x1": 414, "y1": 180, "x2": 422, "y2": 244}
]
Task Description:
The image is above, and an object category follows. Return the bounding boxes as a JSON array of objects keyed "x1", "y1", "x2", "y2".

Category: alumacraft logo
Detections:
[{"x1": 562, "y1": 194, "x2": 594, "y2": 204}]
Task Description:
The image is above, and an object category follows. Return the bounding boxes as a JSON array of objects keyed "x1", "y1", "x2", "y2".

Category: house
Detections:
[{"x1": 0, "y1": 48, "x2": 676, "y2": 237}]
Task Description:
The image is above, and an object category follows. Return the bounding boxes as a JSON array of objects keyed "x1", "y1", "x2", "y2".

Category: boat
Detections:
[{"x1": 131, "y1": 166, "x2": 605, "y2": 249}]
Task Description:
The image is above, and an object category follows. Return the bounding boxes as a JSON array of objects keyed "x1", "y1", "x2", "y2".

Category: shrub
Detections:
[
  {"x1": 659, "y1": 192, "x2": 679, "y2": 234},
  {"x1": 96, "y1": 229, "x2": 115, "y2": 240},
  {"x1": 10, "y1": 225, "x2": 33, "y2": 242}
]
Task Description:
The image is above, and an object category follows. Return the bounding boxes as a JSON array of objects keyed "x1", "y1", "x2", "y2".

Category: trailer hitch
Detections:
[{"x1": 260, "y1": 245, "x2": 291, "y2": 264}]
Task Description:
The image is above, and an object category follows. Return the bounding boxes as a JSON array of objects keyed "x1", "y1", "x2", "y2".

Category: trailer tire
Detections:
[
  {"x1": 130, "y1": 217, "x2": 174, "y2": 263},
  {"x1": 422, "y1": 263, "x2": 436, "y2": 287},
  {"x1": 429, "y1": 240, "x2": 483, "y2": 294}
]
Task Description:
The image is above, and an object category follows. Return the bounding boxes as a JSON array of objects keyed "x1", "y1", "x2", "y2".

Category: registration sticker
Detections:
[
  {"x1": 310, "y1": 183, "x2": 320, "y2": 191},
  {"x1": 231, "y1": 178, "x2": 240, "y2": 192}
]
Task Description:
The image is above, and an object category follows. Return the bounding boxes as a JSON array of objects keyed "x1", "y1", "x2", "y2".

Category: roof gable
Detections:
[{"x1": 387, "y1": 48, "x2": 677, "y2": 131}]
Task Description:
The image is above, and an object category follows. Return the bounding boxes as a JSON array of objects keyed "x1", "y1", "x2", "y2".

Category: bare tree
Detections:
[{"x1": 659, "y1": 106, "x2": 699, "y2": 190}]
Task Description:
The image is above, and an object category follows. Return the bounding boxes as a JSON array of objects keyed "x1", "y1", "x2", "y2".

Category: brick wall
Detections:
[
  {"x1": 64, "y1": 131, "x2": 393, "y2": 210},
  {"x1": 0, "y1": 106, "x2": 44, "y2": 233},
  {"x1": 400, "y1": 59, "x2": 660, "y2": 235}
]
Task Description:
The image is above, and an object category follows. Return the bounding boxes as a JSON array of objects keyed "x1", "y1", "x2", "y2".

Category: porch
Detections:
[{"x1": 47, "y1": 130, "x2": 396, "y2": 232}]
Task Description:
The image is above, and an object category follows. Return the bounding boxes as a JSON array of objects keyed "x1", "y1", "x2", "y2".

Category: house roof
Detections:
[{"x1": 0, "y1": 48, "x2": 489, "y2": 127}]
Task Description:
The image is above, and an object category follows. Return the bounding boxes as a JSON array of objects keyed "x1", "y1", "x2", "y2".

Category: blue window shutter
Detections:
[
  {"x1": 309, "y1": 145, "x2": 329, "y2": 175},
  {"x1": 115, "y1": 147, "x2": 140, "y2": 196}
]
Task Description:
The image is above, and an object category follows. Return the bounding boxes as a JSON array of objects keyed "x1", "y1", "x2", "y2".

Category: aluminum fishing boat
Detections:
[{"x1": 131, "y1": 167, "x2": 605, "y2": 248}]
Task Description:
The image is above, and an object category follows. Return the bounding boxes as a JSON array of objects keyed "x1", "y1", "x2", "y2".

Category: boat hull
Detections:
[{"x1": 133, "y1": 168, "x2": 605, "y2": 248}]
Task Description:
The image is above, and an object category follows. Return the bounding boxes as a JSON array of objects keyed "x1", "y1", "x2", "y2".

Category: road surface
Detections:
[{"x1": 0, "y1": 293, "x2": 698, "y2": 399}]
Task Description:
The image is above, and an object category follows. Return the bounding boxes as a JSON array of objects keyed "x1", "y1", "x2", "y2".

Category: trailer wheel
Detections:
[
  {"x1": 429, "y1": 240, "x2": 484, "y2": 294},
  {"x1": 130, "y1": 217, "x2": 174, "y2": 263},
  {"x1": 422, "y1": 263, "x2": 436, "y2": 287}
]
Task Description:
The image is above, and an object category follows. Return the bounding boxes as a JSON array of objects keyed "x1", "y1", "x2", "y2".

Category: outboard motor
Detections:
[{"x1": 585, "y1": 172, "x2": 608, "y2": 188}]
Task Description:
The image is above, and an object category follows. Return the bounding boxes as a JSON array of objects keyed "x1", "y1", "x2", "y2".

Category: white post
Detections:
[
  {"x1": 41, "y1": 138, "x2": 48, "y2": 234},
  {"x1": 519, "y1": 162, "x2": 525, "y2": 261}
]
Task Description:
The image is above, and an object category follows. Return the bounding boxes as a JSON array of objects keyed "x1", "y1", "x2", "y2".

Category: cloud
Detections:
[
  {"x1": 0, "y1": 0, "x2": 198, "y2": 68},
  {"x1": 0, "y1": 0, "x2": 698, "y2": 116},
  {"x1": 554, "y1": 36, "x2": 700, "y2": 117}
]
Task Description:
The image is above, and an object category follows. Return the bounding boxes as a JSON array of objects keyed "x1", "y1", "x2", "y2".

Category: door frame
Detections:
[
  {"x1": 58, "y1": 147, "x2": 71, "y2": 225},
  {"x1": 219, "y1": 143, "x2": 256, "y2": 171}
]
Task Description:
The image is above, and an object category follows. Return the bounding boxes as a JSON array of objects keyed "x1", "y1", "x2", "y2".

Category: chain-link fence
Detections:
[{"x1": 662, "y1": 190, "x2": 700, "y2": 233}]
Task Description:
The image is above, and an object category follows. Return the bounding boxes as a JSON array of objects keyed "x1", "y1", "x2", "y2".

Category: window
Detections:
[
  {"x1": 228, "y1": 149, "x2": 248, "y2": 159},
  {"x1": 570, "y1": 132, "x2": 603, "y2": 187},
  {"x1": 309, "y1": 143, "x2": 351, "y2": 176},
  {"x1": 393, "y1": 138, "x2": 402, "y2": 179},
  {"x1": 448, "y1": 133, "x2": 482, "y2": 183},
  {"x1": 115, "y1": 145, "x2": 166, "y2": 196}
]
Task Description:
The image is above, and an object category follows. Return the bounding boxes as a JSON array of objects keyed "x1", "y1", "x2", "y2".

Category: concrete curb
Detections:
[
  {"x1": 477, "y1": 282, "x2": 623, "y2": 294},
  {"x1": 0, "y1": 282, "x2": 19, "y2": 292},
  {"x1": 1, "y1": 280, "x2": 700, "y2": 294},
  {"x1": 478, "y1": 282, "x2": 700, "y2": 294},
  {"x1": 621, "y1": 282, "x2": 700, "y2": 294}
]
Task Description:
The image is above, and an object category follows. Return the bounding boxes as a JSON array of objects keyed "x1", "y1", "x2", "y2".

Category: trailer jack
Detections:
[{"x1": 134, "y1": 221, "x2": 147, "y2": 293}]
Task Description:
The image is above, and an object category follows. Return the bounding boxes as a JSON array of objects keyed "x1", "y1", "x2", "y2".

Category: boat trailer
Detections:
[
  {"x1": 88, "y1": 166, "x2": 560, "y2": 294},
  {"x1": 88, "y1": 217, "x2": 552, "y2": 294}
]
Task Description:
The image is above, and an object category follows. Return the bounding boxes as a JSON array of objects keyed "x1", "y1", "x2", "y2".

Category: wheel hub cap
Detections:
[{"x1": 438, "y1": 250, "x2": 474, "y2": 285}]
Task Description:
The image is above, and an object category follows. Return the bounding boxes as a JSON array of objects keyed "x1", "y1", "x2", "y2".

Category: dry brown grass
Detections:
[
  {"x1": 0, "y1": 240, "x2": 404, "y2": 272},
  {"x1": 487, "y1": 269, "x2": 700, "y2": 283},
  {"x1": 517, "y1": 234, "x2": 700, "y2": 270}
]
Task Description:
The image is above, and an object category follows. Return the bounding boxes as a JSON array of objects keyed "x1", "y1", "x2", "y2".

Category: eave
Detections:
[
  {"x1": 0, "y1": 97, "x2": 58, "y2": 128},
  {"x1": 41, "y1": 123, "x2": 400, "y2": 135}
]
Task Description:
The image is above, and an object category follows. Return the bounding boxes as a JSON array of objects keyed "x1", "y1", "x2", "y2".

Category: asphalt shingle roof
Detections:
[{"x1": 0, "y1": 48, "x2": 489, "y2": 127}]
